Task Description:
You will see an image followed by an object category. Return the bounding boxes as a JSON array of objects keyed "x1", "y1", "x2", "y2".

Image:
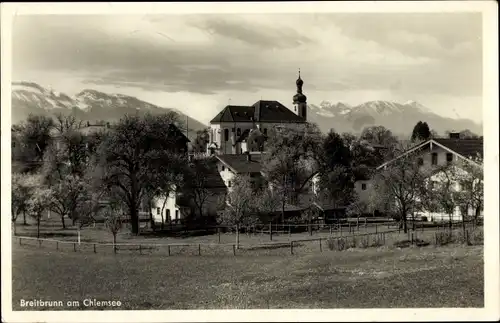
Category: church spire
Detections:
[{"x1": 293, "y1": 69, "x2": 307, "y2": 104}]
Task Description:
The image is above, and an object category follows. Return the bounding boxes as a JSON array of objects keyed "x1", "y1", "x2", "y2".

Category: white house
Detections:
[
  {"x1": 207, "y1": 72, "x2": 308, "y2": 155},
  {"x1": 375, "y1": 134, "x2": 483, "y2": 222}
]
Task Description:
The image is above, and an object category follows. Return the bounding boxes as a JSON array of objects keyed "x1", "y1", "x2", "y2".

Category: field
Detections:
[
  {"x1": 12, "y1": 243, "x2": 483, "y2": 310},
  {"x1": 11, "y1": 215, "x2": 484, "y2": 309}
]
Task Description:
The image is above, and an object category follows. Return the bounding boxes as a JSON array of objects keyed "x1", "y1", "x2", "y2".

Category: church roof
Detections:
[{"x1": 210, "y1": 100, "x2": 306, "y2": 124}]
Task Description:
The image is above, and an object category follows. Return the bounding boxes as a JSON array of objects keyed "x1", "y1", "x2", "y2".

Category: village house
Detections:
[{"x1": 371, "y1": 133, "x2": 484, "y2": 222}]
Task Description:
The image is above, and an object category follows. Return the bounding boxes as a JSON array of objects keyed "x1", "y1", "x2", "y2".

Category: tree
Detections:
[
  {"x1": 262, "y1": 123, "x2": 323, "y2": 224},
  {"x1": 246, "y1": 128, "x2": 267, "y2": 152},
  {"x1": 254, "y1": 188, "x2": 281, "y2": 223},
  {"x1": 12, "y1": 173, "x2": 42, "y2": 228},
  {"x1": 452, "y1": 155, "x2": 483, "y2": 231},
  {"x1": 46, "y1": 174, "x2": 90, "y2": 229},
  {"x1": 459, "y1": 129, "x2": 480, "y2": 139},
  {"x1": 425, "y1": 165, "x2": 458, "y2": 229},
  {"x1": 96, "y1": 112, "x2": 186, "y2": 234},
  {"x1": 26, "y1": 188, "x2": 52, "y2": 239},
  {"x1": 183, "y1": 156, "x2": 217, "y2": 220},
  {"x1": 218, "y1": 175, "x2": 257, "y2": 249},
  {"x1": 360, "y1": 125, "x2": 398, "y2": 147},
  {"x1": 192, "y1": 128, "x2": 210, "y2": 153},
  {"x1": 12, "y1": 114, "x2": 54, "y2": 173},
  {"x1": 411, "y1": 121, "x2": 431, "y2": 141},
  {"x1": 371, "y1": 142, "x2": 428, "y2": 233},
  {"x1": 53, "y1": 113, "x2": 84, "y2": 135},
  {"x1": 103, "y1": 202, "x2": 123, "y2": 254}
]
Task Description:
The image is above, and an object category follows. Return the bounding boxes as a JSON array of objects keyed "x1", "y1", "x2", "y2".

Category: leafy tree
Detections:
[
  {"x1": 218, "y1": 175, "x2": 257, "y2": 249},
  {"x1": 191, "y1": 128, "x2": 210, "y2": 153},
  {"x1": 246, "y1": 128, "x2": 267, "y2": 152},
  {"x1": 450, "y1": 155, "x2": 483, "y2": 231},
  {"x1": 96, "y1": 112, "x2": 187, "y2": 234},
  {"x1": 411, "y1": 121, "x2": 431, "y2": 141},
  {"x1": 254, "y1": 188, "x2": 281, "y2": 223},
  {"x1": 262, "y1": 123, "x2": 323, "y2": 224},
  {"x1": 12, "y1": 173, "x2": 42, "y2": 232},
  {"x1": 26, "y1": 188, "x2": 52, "y2": 239},
  {"x1": 12, "y1": 114, "x2": 54, "y2": 173},
  {"x1": 360, "y1": 125, "x2": 398, "y2": 147}
]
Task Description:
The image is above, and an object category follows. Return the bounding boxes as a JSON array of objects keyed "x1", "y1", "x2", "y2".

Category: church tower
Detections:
[{"x1": 293, "y1": 69, "x2": 307, "y2": 121}]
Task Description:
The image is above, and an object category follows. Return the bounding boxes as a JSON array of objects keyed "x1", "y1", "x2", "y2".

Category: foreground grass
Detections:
[{"x1": 12, "y1": 243, "x2": 483, "y2": 310}]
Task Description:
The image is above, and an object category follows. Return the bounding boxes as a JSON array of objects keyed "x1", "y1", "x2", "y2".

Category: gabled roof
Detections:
[
  {"x1": 377, "y1": 138, "x2": 483, "y2": 170},
  {"x1": 433, "y1": 138, "x2": 483, "y2": 159},
  {"x1": 216, "y1": 153, "x2": 264, "y2": 174},
  {"x1": 210, "y1": 100, "x2": 306, "y2": 124}
]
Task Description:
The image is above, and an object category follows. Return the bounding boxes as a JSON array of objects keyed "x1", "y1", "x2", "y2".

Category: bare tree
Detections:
[
  {"x1": 371, "y1": 143, "x2": 428, "y2": 233},
  {"x1": 218, "y1": 175, "x2": 257, "y2": 249},
  {"x1": 184, "y1": 156, "x2": 217, "y2": 219},
  {"x1": 53, "y1": 113, "x2": 84, "y2": 135}
]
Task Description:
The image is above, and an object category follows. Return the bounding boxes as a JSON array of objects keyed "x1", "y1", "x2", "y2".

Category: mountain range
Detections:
[
  {"x1": 11, "y1": 82, "x2": 482, "y2": 138},
  {"x1": 11, "y1": 82, "x2": 207, "y2": 139},
  {"x1": 308, "y1": 100, "x2": 482, "y2": 137}
]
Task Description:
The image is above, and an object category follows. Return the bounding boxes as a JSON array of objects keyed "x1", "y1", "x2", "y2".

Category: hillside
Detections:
[{"x1": 11, "y1": 82, "x2": 207, "y2": 139}]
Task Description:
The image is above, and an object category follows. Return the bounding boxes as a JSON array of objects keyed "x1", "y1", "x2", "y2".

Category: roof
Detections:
[
  {"x1": 377, "y1": 138, "x2": 483, "y2": 170},
  {"x1": 210, "y1": 100, "x2": 306, "y2": 124},
  {"x1": 216, "y1": 153, "x2": 264, "y2": 174},
  {"x1": 433, "y1": 138, "x2": 483, "y2": 159}
]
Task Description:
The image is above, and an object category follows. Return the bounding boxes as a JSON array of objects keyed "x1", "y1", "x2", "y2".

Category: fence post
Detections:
[
  {"x1": 56, "y1": 241, "x2": 58, "y2": 250},
  {"x1": 198, "y1": 244, "x2": 201, "y2": 256},
  {"x1": 375, "y1": 224, "x2": 378, "y2": 234},
  {"x1": 139, "y1": 244, "x2": 142, "y2": 255},
  {"x1": 93, "y1": 243, "x2": 96, "y2": 253},
  {"x1": 73, "y1": 242, "x2": 76, "y2": 252},
  {"x1": 288, "y1": 225, "x2": 291, "y2": 237},
  {"x1": 167, "y1": 245, "x2": 171, "y2": 256},
  {"x1": 290, "y1": 241, "x2": 294, "y2": 255},
  {"x1": 232, "y1": 244, "x2": 236, "y2": 256},
  {"x1": 434, "y1": 232, "x2": 438, "y2": 246},
  {"x1": 329, "y1": 225, "x2": 332, "y2": 236},
  {"x1": 466, "y1": 230, "x2": 469, "y2": 245},
  {"x1": 218, "y1": 228, "x2": 221, "y2": 244},
  {"x1": 269, "y1": 222, "x2": 273, "y2": 241},
  {"x1": 19, "y1": 237, "x2": 22, "y2": 246},
  {"x1": 319, "y1": 238, "x2": 322, "y2": 252},
  {"x1": 348, "y1": 222, "x2": 351, "y2": 233},
  {"x1": 340, "y1": 224, "x2": 343, "y2": 237}
]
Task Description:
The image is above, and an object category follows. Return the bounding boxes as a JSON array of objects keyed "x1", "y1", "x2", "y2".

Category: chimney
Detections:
[{"x1": 449, "y1": 132, "x2": 460, "y2": 139}]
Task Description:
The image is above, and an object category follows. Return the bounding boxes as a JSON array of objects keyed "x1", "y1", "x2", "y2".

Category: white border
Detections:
[{"x1": 1, "y1": 2, "x2": 499, "y2": 322}]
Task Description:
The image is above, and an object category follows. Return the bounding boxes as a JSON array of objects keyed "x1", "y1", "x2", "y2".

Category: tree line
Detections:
[{"x1": 11, "y1": 113, "x2": 483, "y2": 244}]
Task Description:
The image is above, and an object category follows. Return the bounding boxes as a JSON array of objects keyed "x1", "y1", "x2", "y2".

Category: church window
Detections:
[{"x1": 224, "y1": 128, "x2": 229, "y2": 141}]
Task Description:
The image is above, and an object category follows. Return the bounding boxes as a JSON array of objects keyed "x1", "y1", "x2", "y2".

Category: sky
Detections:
[{"x1": 12, "y1": 13, "x2": 483, "y2": 124}]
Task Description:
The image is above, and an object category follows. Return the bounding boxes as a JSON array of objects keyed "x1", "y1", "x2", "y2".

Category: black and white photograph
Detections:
[{"x1": 1, "y1": 2, "x2": 498, "y2": 322}]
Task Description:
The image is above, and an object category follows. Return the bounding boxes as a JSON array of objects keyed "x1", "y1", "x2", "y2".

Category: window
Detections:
[
  {"x1": 446, "y1": 153, "x2": 453, "y2": 164},
  {"x1": 228, "y1": 181, "x2": 232, "y2": 187},
  {"x1": 361, "y1": 183, "x2": 367, "y2": 191},
  {"x1": 167, "y1": 209, "x2": 170, "y2": 220},
  {"x1": 222, "y1": 165, "x2": 225, "y2": 171},
  {"x1": 431, "y1": 153, "x2": 438, "y2": 165},
  {"x1": 175, "y1": 210, "x2": 179, "y2": 220},
  {"x1": 418, "y1": 158, "x2": 424, "y2": 166},
  {"x1": 237, "y1": 128, "x2": 241, "y2": 136},
  {"x1": 156, "y1": 207, "x2": 160, "y2": 215},
  {"x1": 224, "y1": 128, "x2": 229, "y2": 141}
]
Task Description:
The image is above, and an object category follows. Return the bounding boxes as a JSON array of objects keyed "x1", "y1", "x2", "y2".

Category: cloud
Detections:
[{"x1": 12, "y1": 13, "x2": 482, "y2": 101}]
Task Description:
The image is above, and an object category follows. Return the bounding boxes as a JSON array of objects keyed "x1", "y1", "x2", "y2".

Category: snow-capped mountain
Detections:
[
  {"x1": 308, "y1": 100, "x2": 482, "y2": 137},
  {"x1": 11, "y1": 82, "x2": 206, "y2": 137}
]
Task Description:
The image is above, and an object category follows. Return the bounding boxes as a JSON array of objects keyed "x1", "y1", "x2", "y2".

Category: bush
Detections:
[
  {"x1": 326, "y1": 237, "x2": 348, "y2": 251},
  {"x1": 371, "y1": 234, "x2": 384, "y2": 247},
  {"x1": 435, "y1": 231, "x2": 454, "y2": 246},
  {"x1": 360, "y1": 236, "x2": 370, "y2": 249}
]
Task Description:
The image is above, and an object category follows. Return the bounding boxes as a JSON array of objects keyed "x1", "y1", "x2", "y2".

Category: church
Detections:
[{"x1": 207, "y1": 72, "x2": 309, "y2": 155}]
